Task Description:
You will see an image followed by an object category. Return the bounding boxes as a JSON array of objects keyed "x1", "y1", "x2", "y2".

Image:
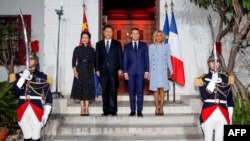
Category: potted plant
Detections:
[
  {"x1": 0, "y1": 81, "x2": 18, "y2": 140},
  {"x1": 0, "y1": 127, "x2": 9, "y2": 141}
]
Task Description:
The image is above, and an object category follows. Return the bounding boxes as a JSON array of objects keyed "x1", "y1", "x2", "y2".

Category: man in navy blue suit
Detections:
[{"x1": 123, "y1": 28, "x2": 149, "y2": 117}]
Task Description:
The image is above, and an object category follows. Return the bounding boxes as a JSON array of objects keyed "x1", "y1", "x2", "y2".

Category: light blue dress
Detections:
[{"x1": 148, "y1": 43, "x2": 173, "y2": 91}]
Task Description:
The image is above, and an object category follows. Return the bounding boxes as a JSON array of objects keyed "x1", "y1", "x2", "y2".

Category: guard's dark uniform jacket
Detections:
[
  {"x1": 11, "y1": 70, "x2": 52, "y2": 122},
  {"x1": 195, "y1": 72, "x2": 234, "y2": 124}
]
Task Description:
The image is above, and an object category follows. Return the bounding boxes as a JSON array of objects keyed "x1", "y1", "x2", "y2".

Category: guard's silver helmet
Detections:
[
  {"x1": 29, "y1": 52, "x2": 39, "y2": 64},
  {"x1": 207, "y1": 55, "x2": 221, "y2": 64}
]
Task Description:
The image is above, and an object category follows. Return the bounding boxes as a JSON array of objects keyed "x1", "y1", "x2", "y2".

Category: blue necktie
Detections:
[
  {"x1": 134, "y1": 42, "x2": 137, "y2": 54},
  {"x1": 106, "y1": 41, "x2": 110, "y2": 53}
]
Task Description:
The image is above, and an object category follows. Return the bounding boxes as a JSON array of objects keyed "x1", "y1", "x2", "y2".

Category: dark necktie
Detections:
[
  {"x1": 106, "y1": 41, "x2": 110, "y2": 53},
  {"x1": 134, "y1": 42, "x2": 137, "y2": 53}
]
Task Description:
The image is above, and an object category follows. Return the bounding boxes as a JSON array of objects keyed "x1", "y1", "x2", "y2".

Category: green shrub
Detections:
[{"x1": 233, "y1": 95, "x2": 250, "y2": 125}]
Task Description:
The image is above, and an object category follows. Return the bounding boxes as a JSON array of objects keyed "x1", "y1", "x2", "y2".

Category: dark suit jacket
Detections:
[
  {"x1": 123, "y1": 41, "x2": 149, "y2": 75},
  {"x1": 95, "y1": 39, "x2": 123, "y2": 76}
]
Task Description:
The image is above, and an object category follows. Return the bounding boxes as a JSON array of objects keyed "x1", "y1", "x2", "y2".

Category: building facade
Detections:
[{"x1": 1, "y1": 0, "x2": 249, "y2": 96}]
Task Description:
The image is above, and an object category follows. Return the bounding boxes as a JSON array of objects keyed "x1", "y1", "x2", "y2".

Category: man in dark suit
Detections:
[
  {"x1": 123, "y1": 28, "x2": 149, "y2": 117},
  {"x1": 96, "y1": 25, "x2": 123, "y2": 116}
]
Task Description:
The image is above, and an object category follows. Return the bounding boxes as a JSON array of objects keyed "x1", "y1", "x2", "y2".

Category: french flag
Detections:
[{"x1": 168, "y1": 11, "x2": 185, "y2": 86}]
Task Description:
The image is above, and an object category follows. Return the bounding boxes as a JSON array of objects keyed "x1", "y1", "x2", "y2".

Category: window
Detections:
[{"x1": 0, "y1": 15, "x2": 31, "y2": 65}]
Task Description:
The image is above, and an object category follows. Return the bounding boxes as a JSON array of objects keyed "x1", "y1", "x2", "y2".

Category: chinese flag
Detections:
[{"x1": 79, "y1": 12, "x2": 90, "y2": 45}]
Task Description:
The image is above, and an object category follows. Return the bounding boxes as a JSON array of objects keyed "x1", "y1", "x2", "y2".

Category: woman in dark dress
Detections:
[{"x1": 71, "y1": 31, "x2": 95, "y2": 116}]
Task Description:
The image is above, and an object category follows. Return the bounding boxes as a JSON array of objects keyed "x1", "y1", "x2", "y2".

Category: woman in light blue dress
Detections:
[{"x1": 148, "y1": 30, "x2": 173, "y2": 115}]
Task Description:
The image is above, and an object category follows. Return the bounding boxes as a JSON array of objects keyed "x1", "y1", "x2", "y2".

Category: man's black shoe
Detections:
[
  {"x1": 129, "y1": 112, "x2": 136, "y2": 116},
  {"x1": 137, "y1": 112, "x2": 143, "y2": 117}
]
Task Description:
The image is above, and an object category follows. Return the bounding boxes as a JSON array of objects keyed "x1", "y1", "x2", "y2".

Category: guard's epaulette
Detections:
[
  {"x1": 222, "y1": 73, "x2": 235, "y2": 84},
  {"x1": 9, "y1": 73, "x2": 16, "y2": 83},
  {"x1": 47, "y1": 75, "x2": 53, "y2": 86},
  {"x1": 228, "y1": 74, "x2": 234, "y2": 84},
  {"x1": 194, "y1": 73, "x2": 206, "y2": 87}
]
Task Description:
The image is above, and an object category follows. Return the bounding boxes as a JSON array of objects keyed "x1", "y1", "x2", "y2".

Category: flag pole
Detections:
[
  {"x1": 83, "y1": 1, "x2": 86, "y2": 22},
  {"x1": 79, "y1": 1, "x2": 86, "y2": 46},
  {"x1": 165, "y1": 1, "x2": 170, "y2": 103},
  {"x1": 170, "y1": 0, "x2": 176, "y2": 103},
  {"x1": 53, "y1": 6, "x2": 64, "y2": 98},
  {"x1": 173, "y1": 81, "x2": 176, "y2": 102}
]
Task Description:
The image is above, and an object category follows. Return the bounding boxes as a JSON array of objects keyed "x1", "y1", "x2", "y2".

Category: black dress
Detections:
[{"x1": 71, "y1": 45, "x2": 95, "y2": 100}]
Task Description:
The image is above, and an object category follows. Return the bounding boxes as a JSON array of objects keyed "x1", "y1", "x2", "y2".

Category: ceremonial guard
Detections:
[
  {"x1": 10, "y1": 52, "x2": 52, "y2": 141},
  {"x1": 195, "y1": 55, "x2": 234, "y2": 141}
]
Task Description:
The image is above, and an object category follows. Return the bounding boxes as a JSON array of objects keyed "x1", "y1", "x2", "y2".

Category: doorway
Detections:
[
  {"x1": 101, "y1": 0, "x2": 158, "y2": 46},
  {"x1": 100, "y1": 0, "x2": 159, "y2": 94}
]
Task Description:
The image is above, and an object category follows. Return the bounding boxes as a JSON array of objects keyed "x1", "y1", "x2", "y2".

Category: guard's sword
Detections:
[
  {"x1": 16, "y1": 7, "x2": 31, "y2": 88},
  {"x1": 207, "y1": 14, "x2": 218, "y2": 72},
  {"x1": 206, "y1": 14, "x2": 219, "y2": 92},
  {"x1": 19, "y1": 7, "x2": 29, "y2": 68}
]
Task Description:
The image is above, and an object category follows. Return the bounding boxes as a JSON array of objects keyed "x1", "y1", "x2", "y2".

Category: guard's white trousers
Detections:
[
  {"x1": 18, "y1": 104, "x2": 42, "y2": 140},
  {"x1": 201, "y1": 107, "x2": 228, "y2": 141}
]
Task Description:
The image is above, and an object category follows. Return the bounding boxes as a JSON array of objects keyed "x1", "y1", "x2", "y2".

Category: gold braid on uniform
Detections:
[
  {"x1": 215, "y1": 83, "x2": 233, "y2": 98},
  {"x1": 28, "y1": 82, "x2": 49, "y2": 90},
  {"x1": 218, "y1": 85, "x2": 232, "y2": 96},
  {"x1": 27, "y1": 84, "x2": 49, "y2": 96},
  {"x1": 216, "y1": 73, "x2": 234, "y2": 98},
  {"x1": 217, "y1": 83, "x2": 230, "y2": 88},
  {"x1": 24, "y1": 81, "x2": 30, "y2": 99},
  {"x1": 29, "y1": 81, "x2": 48, "y2": 85},
  {"x1": 25, "y1": 79, "x2": 50, "y2": 99}
]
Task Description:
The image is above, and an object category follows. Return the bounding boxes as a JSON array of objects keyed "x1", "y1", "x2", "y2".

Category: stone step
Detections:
[
  {"x1": 65, "y1": 95, "x2": 201, "y2": 102},
  {"x1": 57, "y1": 123, "x2": 202, "y2": 136},
  {"x1": 44, "y1": 114, "x2": 201, "y2": 136},
  {"x1": 68, "y1": 100, "x2": 187, "y2": 107},
  {"x1": 62, "y1": 114, "x2": 199, "y2": 125},
  {"x1": 64, "y1": 101, "x2": 196, "y2": 114},
  {"x1": 62, "y1": 94, "x2": 183, "y2": 102},
  {"x1": 52, "y1": 95, "x2": 201, "y2": 114},
  {"x1": 47, "y1": 95, "x2": 203, "y2": 141},
  {"x1": 52, "y1": 134, "x2": 203, "y2": 141},
  {"x1": 66, "y1": 105, "x2": 194, "y2": 114},
  {"x1": 94, "y1": 95, "x2": 182, "y2": 102}
]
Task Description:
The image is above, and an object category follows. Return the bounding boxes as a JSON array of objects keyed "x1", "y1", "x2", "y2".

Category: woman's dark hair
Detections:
[
  {"x1": 81, "y1": 31, "x2": 91, "y2": 39},
  {"x1": 102, "y1": 25, "x2": 114, "y2": 31}
]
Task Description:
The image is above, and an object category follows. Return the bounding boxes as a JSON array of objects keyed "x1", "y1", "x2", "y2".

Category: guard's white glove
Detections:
[
  {"x1": 206, "y1": 72, "x2": 219, "y2": 93},
  {"x1": 17, "y1": 68, "x2": 33, "y2": 88},
  {"x1": 42, "y1": 105, "x2": 52, "y2": 127},
  {"x1": 228, "y1": 107, "x2": 234, "y2": 125}
]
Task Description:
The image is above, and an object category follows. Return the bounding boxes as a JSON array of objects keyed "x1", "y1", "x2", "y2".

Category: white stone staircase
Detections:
[{"x1": 44, "y1": 95, "x2": 204, "y2": 141}]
